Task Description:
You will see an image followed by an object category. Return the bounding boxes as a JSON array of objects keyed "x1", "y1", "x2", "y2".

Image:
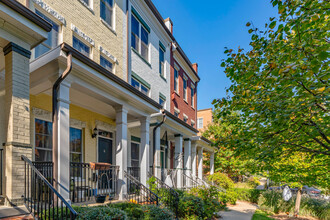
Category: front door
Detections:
[{"x1": 98, "y1": 137, "x2": 113, "y2": 164}]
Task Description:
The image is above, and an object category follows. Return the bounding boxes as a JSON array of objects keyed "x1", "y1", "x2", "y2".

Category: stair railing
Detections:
[
  {"x1": 22, "y1": 155, "x2": 77, "y2": 219},
  {"x1": 124, "y1": 171, "x2": 159, "y2": 205}
]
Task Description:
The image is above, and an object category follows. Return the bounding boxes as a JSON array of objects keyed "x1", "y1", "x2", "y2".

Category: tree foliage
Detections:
[{"x1": 213, "y1": 0, "x2": 329, "y2": 188}]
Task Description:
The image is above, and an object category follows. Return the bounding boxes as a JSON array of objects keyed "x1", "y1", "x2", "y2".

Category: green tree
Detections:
[{"x1": 213, "y1": 0, "x2": 329, "y2": 215}]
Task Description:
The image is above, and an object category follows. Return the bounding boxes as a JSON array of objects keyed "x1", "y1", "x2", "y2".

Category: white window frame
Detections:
[
  {"x1": 191, "y1": 83, "x2": 195, "y2": 108},
  {"x1": 174, "y1": 107, "x2": 180, "y2": 118},
  {"x1": 174, "y1": 67, "x2": 179, "y2": 93},
  {"x1": 159, "y1": 46, "x2": 165, "y2": 77},
  {"x1": 100, "y1": 0, "x2": 115, "y2": 29},
  {"x1": 183, "y1": 113, "x2": 188, "y2": 123},
  {"x1": 131, "y1": 14, "x2": 149, "y2": 62},
  {"x1": 131, "y1": 76, "x2": 150, "y2": 97},
  {"x1": 197, "y1": 117, "x2": 203, "y2": 129},
  {"x1": 100, "y1": 55, "x2": 115, "y2": 73},
  {"x1": 79, "y1": 0, "x2": 93, "y2": 11},
  {"x1": 73, "y1": 35, "x2": 92, "y2": 58},
  {"x1": 183, "y1": 75, "x2": 188, "y2": 102}
]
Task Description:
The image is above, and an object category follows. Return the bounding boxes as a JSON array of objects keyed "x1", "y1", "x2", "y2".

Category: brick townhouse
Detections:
[{"x1": 0, "y1": 0, "x2": 215, "y2": 217}]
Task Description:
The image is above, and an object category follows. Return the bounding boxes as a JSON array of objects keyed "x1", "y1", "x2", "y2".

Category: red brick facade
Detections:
[{"x1": 170, "y1": 47, "x2": 198, "y2": 128}]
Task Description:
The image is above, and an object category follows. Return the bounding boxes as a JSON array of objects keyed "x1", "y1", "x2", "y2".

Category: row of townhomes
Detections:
[{"x1": 0, "y1": 0, "x2": 215, "y2": 217}]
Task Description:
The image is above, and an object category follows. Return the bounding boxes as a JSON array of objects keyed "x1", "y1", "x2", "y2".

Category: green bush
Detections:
[
  {"x1": 76, "y1": 206, "x2": 128, "y2": 219},
  {"x1": 219, "y1": 189, "x2": 238, "y2": 205},
  {"x1": 109, "y1": 203, "x2": 144, "y2": 219},
  {"x1": 142, "y1": 205, "x2": 174, "y2": 220},
  {"x1": 247, "y1": 177, "x2": 261, "y2": 188},
  {"x1": 258, "y1": 190, "x2": 330, "y2": 220},
  {"x1": 234, "y1": 188, "x2": 263, "y2": 203},
  {"x1": 177, "y1": 192, "x2": 206, "y2": 219},
  {"x1": 207, "y1": 173, "x2": 234, "y2": 189}
]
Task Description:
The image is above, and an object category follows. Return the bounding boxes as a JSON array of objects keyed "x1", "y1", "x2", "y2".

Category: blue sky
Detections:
[{"x1": 152, "y1": 0, "x2": 278, "y2": 110}]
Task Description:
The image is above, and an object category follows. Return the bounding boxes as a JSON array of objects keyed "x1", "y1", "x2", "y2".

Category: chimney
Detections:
[
  {"x1": 192, "y1": 63, "x2": 198, "y2": 74},
  {"x1": 164, "y1": 17, "x2": 173, "y2": 34}
]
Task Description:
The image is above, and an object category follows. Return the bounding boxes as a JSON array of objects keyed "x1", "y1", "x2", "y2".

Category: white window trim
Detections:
[
  {"x1": 32, "y1": 0, "x2": 66, "y2": 25},
  {"x1": 174, "y1": 107, "x2": 181, "y2": 115},
  {"x1": 78, "y1": 0, "x2": 94, "y2": 13},
  {"x1": 183, "y1": 75, "x2": 188, "y2": 102},
  {"x1": 191, "y1": 83, "x2": 196, "y2": 108},
  {"x1": 131, "y1": 13, "x2": 150, "y2": 63},
  {"x1": 183, "y1": 113, "x2": 188, "y2": 120},
  {"x1": 174, "y1": 67, "x2": 179, "y2": 94},
  {"x1": 197, "y1": 117, "x2": 203, "y2": 129},
  {"x1": 100, "y1": 0, "x2": 116, "y2": 34}
]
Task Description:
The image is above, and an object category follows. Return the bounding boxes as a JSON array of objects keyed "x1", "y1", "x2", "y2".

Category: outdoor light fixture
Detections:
[{"x1": 92, "y1": 127, "x2": 98, "y2": 138}]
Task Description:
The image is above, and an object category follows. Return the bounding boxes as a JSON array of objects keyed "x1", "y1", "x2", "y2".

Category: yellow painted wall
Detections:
[{"x1": 30, "y1": 93, "x2": 116, "y2": 163}]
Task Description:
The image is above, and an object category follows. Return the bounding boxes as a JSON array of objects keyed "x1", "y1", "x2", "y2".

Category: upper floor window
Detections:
[
  {"x1": 131, "y1": 11, "x2": 149, "y2": 61},
  {"x1": 101, "y1": 0, "x2": 114, "y2": 27},
  {"x1": 100, "y1": 56, "x2": 113, "y2": 72},
  {"x1": 159, "y1": 47, "x2": 165, "y2": 77},
  {"x1": 197, "y1": 118, "x2": 203, "y2": 129},
  {"x1": 183, "y1": 77, "x2": 188, "y2": 101},
  {"x1": 174, "y1": 111, "x2": 179, "y2": 117},
  {"x1": 82, "y1": 0, "x2": 89, "y2": 4},
  {"x1": 73, "y1": 36, "x2": 90, "y2": 57},
  {"x1": 131, "y1": 76, "x2": 150, "y2": 96},
  {"x1": 35, "y1": 10, "x2": 59, "y2": 58},
  {"x1": 191, "y1": 84, "x2": 195, "y2": 108},
  {"x1": 174, "y1": 68, "x2": 179, "y2": 93},
  {"x1": 159, "y1": 93, "x2": 166, "y2": 108}
]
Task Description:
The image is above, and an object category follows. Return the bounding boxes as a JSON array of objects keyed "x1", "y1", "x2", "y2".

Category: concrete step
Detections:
[{"x1": 0, "y1": 206, "x2": 31, "y2": 219}]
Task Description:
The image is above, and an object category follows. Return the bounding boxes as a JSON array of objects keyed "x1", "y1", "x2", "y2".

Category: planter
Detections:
[
  {"x1": 90, "y1": 162, "x2": 111, "y2": 171},
  {"x1": 95, "y1": 195, "x2": 106, "y2": 203}
]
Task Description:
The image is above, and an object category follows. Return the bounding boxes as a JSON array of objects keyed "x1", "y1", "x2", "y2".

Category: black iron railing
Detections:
[
  {"x1": 70, "y1": 162, "x2": 119, "y2": 203},
  {"x1": 127, "y1": 167, "x2": 140, "y2": 180},
  {"x1": 182, "y1": 172, "x2": 199, "y2": 189},
  {"x1": 148, "y1": 172, "x2": 179, "y2": 218},
  {"x1": 124, "y1": 171, "x2": 159, "y2": 205},
  {"x1": 22, "y1": 155, "x2": 77, "y2": 219},
  {"x1": 0, "y1": 149, "x2": 3, "y2": 195}
]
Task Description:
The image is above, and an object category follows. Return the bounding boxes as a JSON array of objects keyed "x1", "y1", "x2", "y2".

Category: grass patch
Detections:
[{"x1": 252, "y1": 209, "x2": 274, "y2": 220}]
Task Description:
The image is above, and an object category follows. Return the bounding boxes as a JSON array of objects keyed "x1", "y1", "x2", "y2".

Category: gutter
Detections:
[
  {"x1": 152, "y1": 110, "x2": 166, "y2": 175},
  {"x1": 52, "y1": 50, "x2": 72, "y2": 185}
]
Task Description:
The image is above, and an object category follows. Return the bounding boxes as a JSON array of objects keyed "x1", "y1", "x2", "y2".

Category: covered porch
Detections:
[{"x1": 28, "y1": 43, "x2": 162, "y2": 204}]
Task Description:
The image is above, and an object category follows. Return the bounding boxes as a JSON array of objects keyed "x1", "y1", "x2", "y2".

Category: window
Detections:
[
  {"x1": 159, "y1": 47, "x2": 165, "y2": 76},
  {"x1": 174, "y1": 68, "x2": 179, "y2": 93},
  {"x1": 174, "y1": 111, "x2": 179, "y2": 117},
  {"x1": 197, "y1": 118, "x2": 203, "y2": 129},
  {"x1": 35, "y1": 10, "x2": 59, "y2": 58},
  {"x1": 35, "y1": 119, "x2": 52, "y2": 162},
  {"x1": 131, "y1": 13, "x2": 149, "y2": 61},
  {"x1": 131, "y1": 77, "x2": 149, "y2": 96},
  {"x1": 131, "y1": 142, "x2": 139, "y2": 167},
  {"x1": 35, "y1": 119, "x2": 83, "y2": 162},
  {"x1": 73, "y1": 36, "x2": 90, "y2": 57},
  {"x1": 191, "y1": 84, "x2": 195, "y2": 108},
  {"x1": 82, "y1": 0, "x2": 89, "y2": 4},
  {"x1": 184, "y1": 117, "x2": 188, "y2": 123},
  {"x1": 183, "y1": 77, "x2": 187, "y2": 101},
  {"x1": 191, "y1": 121, "x2": 195, "y2": 127},
  {"x1": 159, "y1": 94, "x2": 166, "y2": 107},
  {"x1": 70, "y1": 127, "x2": 83, "y2": 163},
  {"x1": 100, "y1": 56, "x2": 113, "y2": 72},
  {"x1": 101, "y1": 0, "x2": 114, "y2": 27}
]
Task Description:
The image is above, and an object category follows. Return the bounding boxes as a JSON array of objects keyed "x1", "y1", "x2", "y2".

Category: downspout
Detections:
[
  {"x1": 152, "y1": 110, "x2": 166, "y2": 175},
  {"x1": 52, "y1": 51, "x2": 72, "y2": 186}
]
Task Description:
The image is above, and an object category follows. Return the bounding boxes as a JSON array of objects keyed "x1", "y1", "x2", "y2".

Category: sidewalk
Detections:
[{"x1": 218, "y1": 201, "x2": 258, "y2": 220}]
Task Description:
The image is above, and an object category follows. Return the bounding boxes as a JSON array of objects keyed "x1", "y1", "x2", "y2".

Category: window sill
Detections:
[
  {"x1": 101, "y1": 18, "x2": 116, "y2": 35},
  {"x1": 160, "y1": 74, "x2": 167, "y2": 82},
  {"x1": 174, "y1": 91, "x2": 180, "y2": 97},
  {"x1": 131, "y1": 47, "x2": 151, "y2": 67},
  {"x1": 78, "y1": 0, "x2": 94, "y2": 14},
  {"x1": 184, "y1": 99, "x2": 189, "y2": 105}
]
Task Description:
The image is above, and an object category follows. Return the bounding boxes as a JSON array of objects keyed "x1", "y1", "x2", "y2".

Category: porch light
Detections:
[{"x1": 92, "y1": 127, "x2": 98, "y2": 138}]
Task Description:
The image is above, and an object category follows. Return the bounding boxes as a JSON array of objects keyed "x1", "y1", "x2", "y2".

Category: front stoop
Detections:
[{"x1": 0, "y1": 206, "x2": 31, "y2": 219}]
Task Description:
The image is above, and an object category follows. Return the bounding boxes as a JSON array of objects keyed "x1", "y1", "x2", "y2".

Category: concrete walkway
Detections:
[{"x1": 218, "y1": 201, "x2": 258, "y2": 220}]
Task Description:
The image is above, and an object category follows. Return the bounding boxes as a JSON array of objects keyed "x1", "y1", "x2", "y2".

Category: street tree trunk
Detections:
[{"x1": 294, "y1": 188, "x2": 302, "y2": 217}]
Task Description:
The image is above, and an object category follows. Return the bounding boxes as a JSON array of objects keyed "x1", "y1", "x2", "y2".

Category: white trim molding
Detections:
[
  {"x1": 32, "y1": 0, "x2": 66, "y2": 25},
  {"x1": 99, "y1": 46, "x2": 117, "y2": 63},
  {"x1": 71, "y1": 24, "x2": 95, "y2": 46},
  {"x1": 174, "y1": 107, "x2": 181, "y2": 114},
  {"x1": 95, "y1": 120, "x2": 116, "y2": 132}
]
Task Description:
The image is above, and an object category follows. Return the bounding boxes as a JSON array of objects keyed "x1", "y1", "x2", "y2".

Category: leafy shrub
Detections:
[
  {"x1": 219, "y1": 189, "x2": 238, "y2": 205},
  {"x1": 177, "y1": 192, "x2": 206, "y2": 219},
  {"x1": 109, "y1": 202, "x2": 144, "y2": 219},
  {"x1": 142, "y1": 205, "x2": 174, "y2": 220},
  {"x1": 258, "y1": 191, "x2": 330, "y2": 220},
  {"x1": 247, "y1": 177, "x2": 261, "y2": 188},
  {"x1": 234, "y1": 188, "x2": 263, "y2": 203},
  {"x1": 75, "y1": 206, "x2": 128, "y2": 219},
  {"x1": 235, "y1": 182, "x2": 253, "y2": 189},
  {"x1": 207, "y1": 173, "x2": 234, "y2": 189}
]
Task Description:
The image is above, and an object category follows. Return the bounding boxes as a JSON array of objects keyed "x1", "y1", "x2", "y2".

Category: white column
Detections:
[
  {"x1": 115, "y1": 106, "x2": 128, "y2": 200},
  {"x1": 210, "y1": 152, "x2": 215, "y2": 175},
  {"x1": 198, "y1": 147, "x2": 203, "y2": 179},
  {"x1": 56, "y1": 81, "x2": 71, "y2": 202},
  {"x1": 139, "y1": 117, "x2": 150, "y2": 186},
  {"x1": 184, "y1": 138, "x2": 192, "y2": 187},
  {"x1": 191, "y1": 144, "x2": 197, "y2": 179},
  {"x1": 174, "y1": 134, "x2": 183, "y2": 188},
  {"x1": 154, "y1": 126, "x2": 161, "y2": 179}
]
